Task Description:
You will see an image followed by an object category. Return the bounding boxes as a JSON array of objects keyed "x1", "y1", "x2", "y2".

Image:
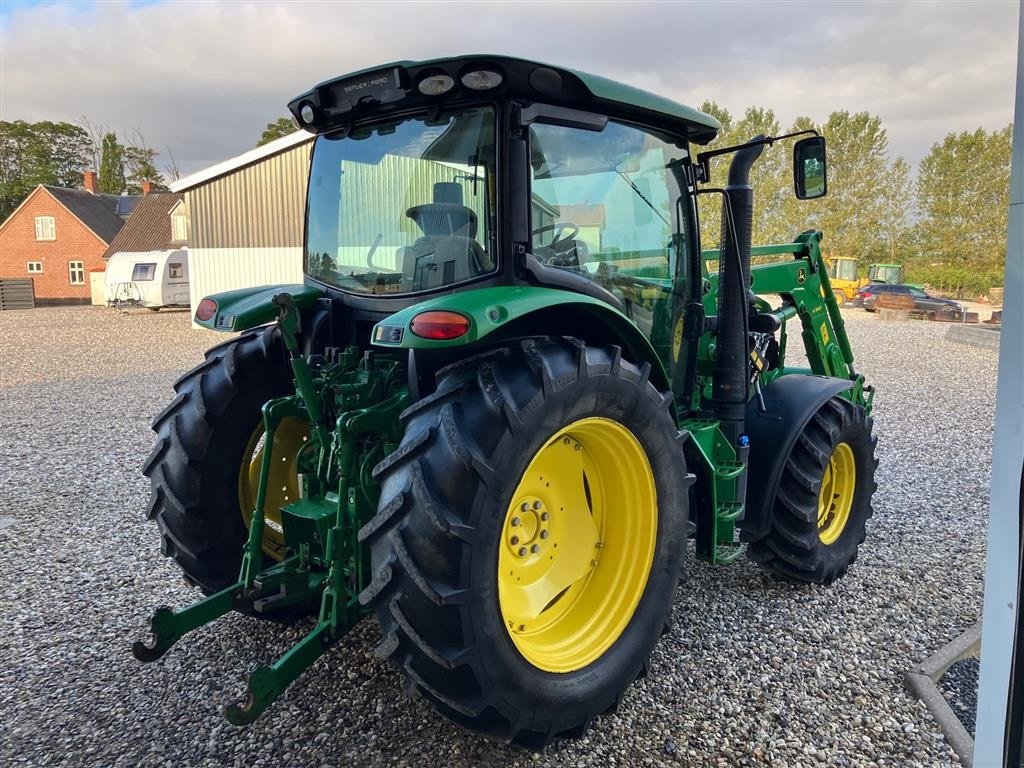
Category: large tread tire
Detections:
[
  {"x1": 360, "y1": 337, "x2": 691, "y2": 747},
  {"x1": 747, "y1": 396, "x2": 877, "y2": 585},
  {"x1": 142, "y1": 327, "x2": 306, "y2": 618}
]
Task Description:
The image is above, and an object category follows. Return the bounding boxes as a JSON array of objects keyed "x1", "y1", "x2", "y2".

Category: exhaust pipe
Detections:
[{"x1": 713, "y1": 136, "x2": 765, "y2": 441}]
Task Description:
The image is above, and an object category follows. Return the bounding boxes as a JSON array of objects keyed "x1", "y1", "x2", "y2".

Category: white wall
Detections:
[{"x1": 189, "y1": 246, "x2": 304, "y2": 326}]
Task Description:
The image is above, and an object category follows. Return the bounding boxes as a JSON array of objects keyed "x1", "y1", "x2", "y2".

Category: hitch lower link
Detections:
[{"x1": 132, "y1": 294, "x2": 364, "y2": 726}]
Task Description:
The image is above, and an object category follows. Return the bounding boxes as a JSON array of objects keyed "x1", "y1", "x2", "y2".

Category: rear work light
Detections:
[
  {"x1": 417, "y1": 74, "x2": 455, "y2": 96},
  {"x1": 195, "y1": 298, "x2": 217, "y2": 322},
  {"x1": 410, "y1": 310, "x2": 471, "y2": 340},
  {"x1": 461, "y1": 69, "x2": 503, "y2": 90}
]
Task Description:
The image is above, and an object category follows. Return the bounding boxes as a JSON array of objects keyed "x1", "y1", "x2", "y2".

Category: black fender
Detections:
[{"x1": 739, "y1": 374, "x2": 855, "y2": 541}]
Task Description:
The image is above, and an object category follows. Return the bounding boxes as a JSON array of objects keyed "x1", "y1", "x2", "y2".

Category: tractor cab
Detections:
[
  {"x1": 868, "y1": 262, "x2": 904, "y2": 284},
  {"x1": 291, "y1": 55, "x2": 723, "y2": 347}
]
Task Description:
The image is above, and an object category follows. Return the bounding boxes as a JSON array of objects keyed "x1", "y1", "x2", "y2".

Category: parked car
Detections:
[{"x1": 854, "y1": 283, "x2": 962, "y2": 315}]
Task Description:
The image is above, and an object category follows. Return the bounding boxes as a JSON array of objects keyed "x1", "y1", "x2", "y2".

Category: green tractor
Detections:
[
  {"x1": 134, "y1": 55, "x2": 878, "y2": 746},
  {"x1": 868, "y1": 262, "x2": 904, "y2": 285}
]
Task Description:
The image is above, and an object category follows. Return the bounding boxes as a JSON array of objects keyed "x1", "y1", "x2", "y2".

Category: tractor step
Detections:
[
  {"x1": 714, "y1": 542, "x2": 745, "y2": 564},
  {"x1": 716, "y1": 501, "x2": 744, "y2": 524},
  {"x1": 714, "y1": 461, "x2": 745, "y2": 480}
]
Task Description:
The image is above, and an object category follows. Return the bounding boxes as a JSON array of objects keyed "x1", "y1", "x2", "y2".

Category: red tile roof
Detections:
[
  {"x1": 556, "y1": 204, "x2": 606, "y2": 227},
  {"x1": 102, "y1": 192, "x2": 184, "y2": 258}
]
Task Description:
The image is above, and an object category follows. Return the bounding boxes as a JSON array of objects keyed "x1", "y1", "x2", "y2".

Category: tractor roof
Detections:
[{"x1": 289, "y1": 55, "x2": 721, "y2": 146}]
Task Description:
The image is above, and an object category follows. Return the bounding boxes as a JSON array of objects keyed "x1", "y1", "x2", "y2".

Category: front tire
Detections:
[
  {"x1": 832, "y1": 290, "x2": 847, "y2": 306},
  {"x1": 360, "y1": 338, "x2": 691, "y2": 746},
  {"x1": 747, "y1": 396, "x2": 877, "y2": 585}
]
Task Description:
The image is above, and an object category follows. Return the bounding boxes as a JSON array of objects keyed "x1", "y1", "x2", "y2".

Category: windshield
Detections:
[
  {"x1": 832, "y1": 259, "x2": 858, "y2": 281},
  {"x1": 870, "y1": 264, "x2": 902, "y2": 283},
  {"x1": 305, "y1": 107, "x2": 497, "y2": 294}
]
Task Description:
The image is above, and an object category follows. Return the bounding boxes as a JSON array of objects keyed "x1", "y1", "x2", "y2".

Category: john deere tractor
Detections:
[{"x1": 134, "y1": 56, "x2": 877, "y2": 746}]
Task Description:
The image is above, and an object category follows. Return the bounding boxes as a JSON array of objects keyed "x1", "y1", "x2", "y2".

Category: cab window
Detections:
[{"x1": 528, "y1": 120, "x2": 687, "y2": 289}]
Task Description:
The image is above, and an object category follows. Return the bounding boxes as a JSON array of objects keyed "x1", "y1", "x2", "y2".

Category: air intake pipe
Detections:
[{"x1": 713, "y1": 136, "x2": 765, "y2": 441}]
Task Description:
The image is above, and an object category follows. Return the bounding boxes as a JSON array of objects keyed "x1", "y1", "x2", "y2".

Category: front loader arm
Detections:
[{"x1": 747, "y1": 232, "x2": 872, "y2": 410}]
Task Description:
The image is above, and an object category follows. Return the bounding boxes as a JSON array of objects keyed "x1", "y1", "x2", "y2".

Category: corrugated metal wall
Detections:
[
  {"x1": 186, "y1": 141, "x2": 313, "y2": 249},
  {"x1": 183, "y1": 140, "x2": 313, "y2": 323}
]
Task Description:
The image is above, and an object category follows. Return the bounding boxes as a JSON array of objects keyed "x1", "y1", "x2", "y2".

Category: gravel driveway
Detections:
[{"x1": 0, "y1": 306, "x2": 996, "y2": 767}]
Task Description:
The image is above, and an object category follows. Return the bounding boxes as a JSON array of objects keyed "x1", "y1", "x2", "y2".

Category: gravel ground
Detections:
[
  {"x1": 939, "y1": 658, "x2": 980, "y2": 738},
  {"x1": 0, "y1": 305, "x2": 997, "y2": 767}
]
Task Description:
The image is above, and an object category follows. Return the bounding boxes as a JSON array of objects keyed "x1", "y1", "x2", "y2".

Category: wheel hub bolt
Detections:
[
  {"x1": 511, "y1": 517, "x2": 521, "y2": 527},
  {"x1": 510, "y1": 535, "x2": 520, "y2": 545},
  {"x1": 530, "y1": 544, "x2": 540, "y2": 553},
  {"x1": 520, "y1": 502, "x2": 529, "y2": 511},
  {"x1": 540, "y1": 512, "x2": 549, "y2": 521},
  {"x1": 532, "y1": 501, "x2": 541, "y2": 510},
  {"x1": 518, "y1": 547, "x2": 528, "y2": 557},
  {"x1": 540, "y1": 530, "x2": 548, "y2": 539}
]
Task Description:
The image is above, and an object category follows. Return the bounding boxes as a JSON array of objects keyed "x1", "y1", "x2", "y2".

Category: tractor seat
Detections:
[
  {"x1": 399, "y1": 182, "x2": 494, "y2": 290},
  {"x1": 405, "y1": 202, "x2": 478, "y2": 239}
]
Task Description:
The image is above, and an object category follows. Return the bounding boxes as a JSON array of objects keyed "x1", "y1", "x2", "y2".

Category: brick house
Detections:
[{"x1": 0, "y1": 172, "x2": 140, "y2": 304}]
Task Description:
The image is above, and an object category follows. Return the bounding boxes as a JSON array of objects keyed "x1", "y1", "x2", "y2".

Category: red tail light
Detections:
[
  {"x1": 195, "y1": 298, "x2": 218, "y2": 322},
  {"x1": 410, "y1": 310, "x2": 471, "y2": 340}
]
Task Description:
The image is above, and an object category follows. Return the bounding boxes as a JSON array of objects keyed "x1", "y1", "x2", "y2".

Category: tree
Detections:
[
  {"x1": 775, "y1": 111, "x2": 892, "y2": 266},
  {"x1": 76, "y1": 115, "x2": 108, "y2": 172},
  {"x1": 98, "y1": 132, "x2": 125, "y2": 194},
  {"x1": 0, "y1": 120, "x2": 92, "y2": 220},
  {"x1": 915, "y1": 126, "x2": 1013, "y2": 278},
  {"x1": 258, "y1": 116, "x2": 298, "y2": 147},
  {"x1": 123, "y1": 129, "x2": 167, "y2": 194},
  {"x1": 694, "y1": 103, "x2": 787, "y2": 251},
  {"x1": 164, "y1": 145, "x2": 181, "y2": 181},
  {"x1": 878, "y1": 156, "x2": 913, "y2": 264}
]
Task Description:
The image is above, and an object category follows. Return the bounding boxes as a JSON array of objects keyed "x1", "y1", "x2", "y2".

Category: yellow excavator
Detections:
[
  {"x1": 826, "y1": 257, "x2": 865, "y2": 305},
  {"x1": 826, "y1": 258, "x2": 907, "y2": 305}
]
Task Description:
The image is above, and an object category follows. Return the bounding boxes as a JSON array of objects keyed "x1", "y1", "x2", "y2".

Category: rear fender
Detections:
[
  {"x1": 193, "y1": 284, "x2": 326, "y2": 332},
  {"x1": 370, "y1": 285, "x2": 672, "y2": 393},
  {"x1": 740, "y1": 373, "x2": 855, "y2": 541}
]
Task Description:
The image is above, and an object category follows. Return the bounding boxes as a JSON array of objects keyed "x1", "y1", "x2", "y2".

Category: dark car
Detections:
[{"x1": 854, "y1": 283, "x2": 962, "y2": 315}]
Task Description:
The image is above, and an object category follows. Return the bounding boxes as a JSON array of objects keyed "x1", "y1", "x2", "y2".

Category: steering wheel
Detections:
[
  {"x1": 532, "y1": 223, "x2": 582, "y2": 266},
  {"x1": 532, "y1": 222, "x2": 579, "y2": 246}
]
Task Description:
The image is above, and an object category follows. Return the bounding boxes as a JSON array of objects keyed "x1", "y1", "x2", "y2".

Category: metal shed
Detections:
[{"x1": 170, "y1": 131, "x2": 313, "y2": 318}]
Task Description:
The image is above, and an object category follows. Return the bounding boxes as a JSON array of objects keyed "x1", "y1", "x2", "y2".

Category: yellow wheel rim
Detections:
[
  {"x1": 498, "y1": 417, "x2": 658, "y2": 673},
  {"x1": 817, "y1": 441, "x2": 856, "y2": 545},
  {"x1": 237, "y1": 418, "x2": 310, "y2": 560}
]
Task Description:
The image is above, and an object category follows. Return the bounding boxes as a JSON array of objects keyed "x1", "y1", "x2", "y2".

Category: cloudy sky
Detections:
[{"x1": 1, "y1": 0, "x2": 1019, "y2": 177}]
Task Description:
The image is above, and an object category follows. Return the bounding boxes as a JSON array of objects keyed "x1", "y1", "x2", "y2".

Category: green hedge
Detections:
[{"x1": 906, "y1": 264, "x2": 1004, "y2": 298}]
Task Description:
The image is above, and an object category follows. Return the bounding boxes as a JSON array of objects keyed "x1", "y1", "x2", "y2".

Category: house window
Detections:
[
  {"x1": 34, "y1": 216, "x2": 56, "y2": 241},
  {"x1": 132, "y1": 263, "x2": 157, "y2": 281},
  {"x1": 27, "y1": 261, "x2": 43, "y2": 273},
  {"x1": 68, "y1": 261, "x2": 85, "y2": 285},
  {"x1": 168, "y1": 262, "x2": 184, "y2": 279},
  {"x1": 170, "y1": 212, "x2": 187, "y2": 242}
]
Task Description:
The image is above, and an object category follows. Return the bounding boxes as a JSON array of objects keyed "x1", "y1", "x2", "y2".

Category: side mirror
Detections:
[{"x1": 794, "y1": 136, "x2": 827, "y2": 199}]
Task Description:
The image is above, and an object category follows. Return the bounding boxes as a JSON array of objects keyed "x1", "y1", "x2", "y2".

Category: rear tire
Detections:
[
  {"x1": 747, "y1": 396, "x2": 877, "y2": 585},
  {"x1": 832, "y1": 290, "x2": 847, "y2": 306},
  {"x1": 360, "y1": 338, "x2": 691, "y2": 746},
  {"x1": 142, "y1": 327, "x2": 313, "y2": 619}
]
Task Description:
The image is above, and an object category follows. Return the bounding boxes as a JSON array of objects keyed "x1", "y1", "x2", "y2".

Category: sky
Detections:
[{"x1": 0, "y1": 0, "x2": 1019, "y2": 178}]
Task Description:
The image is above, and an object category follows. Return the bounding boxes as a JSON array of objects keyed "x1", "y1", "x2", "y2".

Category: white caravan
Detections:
[{"x1": 105, "y1": 249, "x2": 189, "y2": 309}]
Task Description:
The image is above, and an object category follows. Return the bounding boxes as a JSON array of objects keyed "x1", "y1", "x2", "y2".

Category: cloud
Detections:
[{"x1": 0, "y1": 0, "x2": 1017, "y2": 175}]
